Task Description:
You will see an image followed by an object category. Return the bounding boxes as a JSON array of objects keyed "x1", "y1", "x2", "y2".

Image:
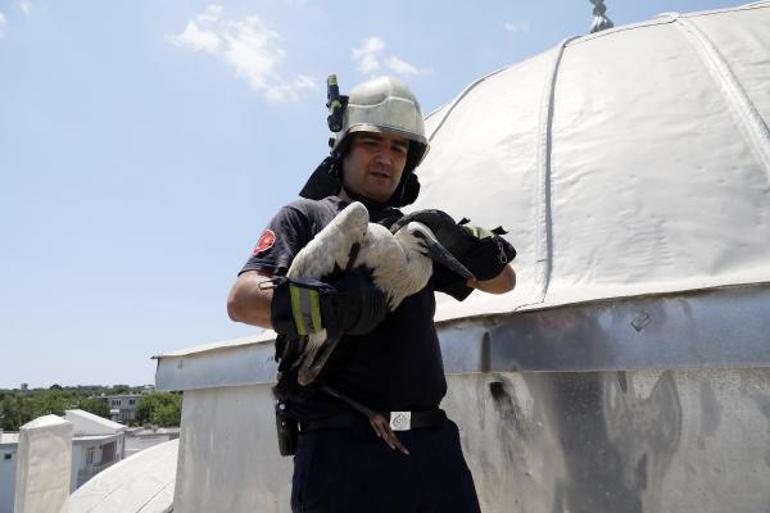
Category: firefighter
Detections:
[{"x1": 228, "y1": 75, "x2": 516, "y2": 512}]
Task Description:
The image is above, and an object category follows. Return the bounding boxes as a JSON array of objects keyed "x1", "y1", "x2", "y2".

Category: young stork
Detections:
[{"x1": 286, "y1": 201, "x2": 473, "y2": 385}]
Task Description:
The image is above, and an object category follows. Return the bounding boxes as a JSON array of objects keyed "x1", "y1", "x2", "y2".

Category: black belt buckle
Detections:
[{"x1": 275, "y1": 400, "x2": 298, "y2": 456}]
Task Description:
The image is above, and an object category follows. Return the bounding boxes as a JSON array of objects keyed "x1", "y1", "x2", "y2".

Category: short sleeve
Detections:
[
  {"x1": 239, "y1": 206, "x2": 311, "y2": 277},
  {"x1": 431, "y1": 264, "x2": 473, "y2": 301}
]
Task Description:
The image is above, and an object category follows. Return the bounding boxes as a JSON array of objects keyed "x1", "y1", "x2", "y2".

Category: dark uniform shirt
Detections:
[{"x1": 240, "y1": 196, "x2": 471, "y2": 420}]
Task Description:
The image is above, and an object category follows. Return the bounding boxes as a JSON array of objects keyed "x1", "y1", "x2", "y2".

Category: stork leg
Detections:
[
  {"x1": 297, "y1": 334, "x2": 342, "y2": 386},
  {"x1": 294, "y1": 330, "x2": 327, "y2": 383}
]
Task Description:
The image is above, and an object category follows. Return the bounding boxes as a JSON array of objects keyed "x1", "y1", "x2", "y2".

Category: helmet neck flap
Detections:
[{"x1": 298, "y1": 154, "x2": 420, "y2": 209}]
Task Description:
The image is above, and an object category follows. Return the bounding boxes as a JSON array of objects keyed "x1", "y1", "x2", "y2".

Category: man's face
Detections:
[{"x1": 341, "y1": 132, "x2": 409, "y2": 203}]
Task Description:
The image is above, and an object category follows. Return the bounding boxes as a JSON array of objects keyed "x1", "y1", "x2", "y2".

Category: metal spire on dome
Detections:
[{"x1": 589, "y1": 0, "x2": 614, "y2": 33}]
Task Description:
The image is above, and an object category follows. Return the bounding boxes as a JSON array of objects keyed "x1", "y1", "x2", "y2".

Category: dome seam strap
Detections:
[
  {"x1": 533, "y1": 37, "x2": 579, "y2": 307},
  {"x1": 673, "y1": 16, "x2": 770, "y2": 176}
]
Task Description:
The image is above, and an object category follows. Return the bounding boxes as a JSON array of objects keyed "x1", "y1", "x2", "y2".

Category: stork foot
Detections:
[{"x1": 297, "y1": 369, "x2": 317, "y2": 386}]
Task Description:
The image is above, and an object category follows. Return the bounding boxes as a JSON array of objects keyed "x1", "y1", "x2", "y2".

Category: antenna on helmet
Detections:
[{"x1": 326, "y1": 75, "x2": 349, "y2": 147}]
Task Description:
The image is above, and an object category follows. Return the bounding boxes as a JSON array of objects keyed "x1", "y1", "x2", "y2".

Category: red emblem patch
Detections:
[{"x1": 253, "y1": 229, "x2": 276, "y2": 255}]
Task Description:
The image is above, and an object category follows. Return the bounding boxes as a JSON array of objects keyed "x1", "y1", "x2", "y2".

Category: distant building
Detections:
[
  {"x1": 0, "y1": 431, "x2": 19, "y2": 513},
  {"x1": 65, "y1": 409, "x2": 127, "y2": 489},
  {"x1": 105, "y1": 394, "x2": 142, "y2": 423},
  {"x1": 0, "y1": 410, "x2": 127, "y2": 513}
]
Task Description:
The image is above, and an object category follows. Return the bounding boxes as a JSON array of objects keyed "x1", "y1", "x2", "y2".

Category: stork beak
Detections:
[{"x1": 422, "y1": 237, "x2": 474, "y2": 280}]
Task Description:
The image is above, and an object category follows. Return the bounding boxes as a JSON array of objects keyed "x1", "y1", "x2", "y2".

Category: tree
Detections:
[
  {"x1": 30, "y1": 390, "x2": 77, "y2": 417},
  {"x1": 78, "y1": 398, "x2": 110, "y2": 419},
  {"x1": 0, "y1": 395, "x2": 34, "y2": 431},
  {"x1": 111, "y1": 384, "x2": 131, "y2": 395},
  {"x1": 135, "y1": 393, "x2": 181, "y2": 427},
  {"x1": 153, "y1": 403, "x2": 181, "y2": 427}
]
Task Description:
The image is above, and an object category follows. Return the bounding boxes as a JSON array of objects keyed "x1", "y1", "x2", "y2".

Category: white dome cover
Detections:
[{"x1": 415, "y1": 2, "x2": 770, "y2": 321}]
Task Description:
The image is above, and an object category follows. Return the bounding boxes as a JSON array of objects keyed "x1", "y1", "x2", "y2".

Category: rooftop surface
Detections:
[
  {"x1": 70, "y1": 439, "x2": 178, "y2": 513},
  {"x1": 65, "y1": 409, "x2": 126, "y2": 435},
  {"x1": 0, "y1": 432, "x2": 19, "y2": 445}
]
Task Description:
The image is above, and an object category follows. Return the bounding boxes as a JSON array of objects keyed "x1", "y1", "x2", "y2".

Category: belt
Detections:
[{"x1": 301, "y1": 408, "x2": 446, "y2": 432}]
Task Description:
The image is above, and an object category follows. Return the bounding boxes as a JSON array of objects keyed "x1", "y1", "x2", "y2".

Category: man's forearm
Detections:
[
  {"x1": 467, "y1": 265, "x2": 516, "y2": 294},
  {"x1": 227, "y1": 271, "x2": 275, "y2": 328}
]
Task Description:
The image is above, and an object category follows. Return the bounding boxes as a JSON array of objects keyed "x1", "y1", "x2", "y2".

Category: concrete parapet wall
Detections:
[
  {"x1": 14, "y1": 415, "x2": 73, "y2": 513},
  {"x1": 171, "y1": 368, "x2": 770, "y2": 513}
]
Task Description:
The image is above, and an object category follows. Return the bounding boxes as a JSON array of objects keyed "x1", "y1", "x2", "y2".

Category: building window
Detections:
[
  {"x1": 129, "y1": 399, "x2": 136, "y2": 405},
  {"x1": 101, "y1": 441, "x2": 116, "y2": 463},
  {"x1": 86, "y1": 447, "x2": 96, "y2": 465},
  {"x1": 3, "y1": 453, "x2": 12, "y2": 461}
]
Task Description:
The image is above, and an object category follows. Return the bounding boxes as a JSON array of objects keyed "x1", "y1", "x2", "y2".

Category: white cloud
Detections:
[
  {"x1": 386, "y1": 56, "x2": 419, "y2": 75},
  {"x1": 197, "y1": 4, "x2": 222, "y2": 23},
  {"x1": 169, "y1": 20, "x2": 221, "y2": 53},
  {"x1": 224, "y1": 16, "x2": 284, "y2": 90},
  {"x1": 503, "y1": 20, "x2": 530, "y2": 34},
  {"x1": 293, "y1": 74, "x2": 316, "y2": 89},
  {"x1": 0, "y1": 12, "x2": 6, "y2": 38},
  {"x1": 18, "y1": 0, "x2": 31, "y2": 15},
  {"x1": 265, "y1": 75, "x2": 317, "y2": 102},
  {"x1": 264, "y1": 85, "x2": 295, "y2": 102},
  {"x1": 353, "y1": 36, "x2": 431, "y2": 78},
  {"x1": 168, "y1": 5, "x2": 316, "y2": 102},
  {"x1": 352, "y1": 36, "x2": 385, "y2": 74}
]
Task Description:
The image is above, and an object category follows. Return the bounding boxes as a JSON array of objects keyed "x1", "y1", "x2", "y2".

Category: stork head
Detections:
[{"x1": 395, "y1": 221, "x2": 474, "y2": 280}]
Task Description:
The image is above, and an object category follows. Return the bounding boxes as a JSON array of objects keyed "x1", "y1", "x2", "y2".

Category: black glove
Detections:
[
  {"x1": 328, "y1": 271, "x2": 388, "y2": 335},
  {"x1": 391, "y1": 209, "x2": 516, "y2": 281},
  {"x1": 270, "y1": 270, "x2": 387, "y2": 340},
  {"x1": 456, "y1": 221, "x2": 516, "y2": 281}
]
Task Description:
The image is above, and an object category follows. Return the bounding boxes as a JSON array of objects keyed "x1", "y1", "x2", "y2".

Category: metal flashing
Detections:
[{"x1": 156, "y1": 283, "x2": 770, "y2": 391}]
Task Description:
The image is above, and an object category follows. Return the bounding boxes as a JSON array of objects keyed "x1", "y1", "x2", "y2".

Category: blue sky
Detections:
[{"x1": 0, "y1": 0, "x2": 746, "y2": 388}]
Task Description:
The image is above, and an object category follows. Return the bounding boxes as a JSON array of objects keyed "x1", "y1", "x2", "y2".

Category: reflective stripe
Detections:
[
  {"x1": 309, "y1": 291, "x2": 322, "y2": 332},
  {"x1": 289, "y1": 286, "x2": 307, "y2": 336},
  {"x1": 290, "y1": 285, "x2": 324, "y2": 336},
  {"x1": 298, "y1": 287, "x2": 313, "y2": 335}
]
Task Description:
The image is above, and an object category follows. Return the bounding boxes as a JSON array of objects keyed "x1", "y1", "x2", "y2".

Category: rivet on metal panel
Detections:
[{"x1": 631, "y1": 312, "x2": 651, "y2": 332}]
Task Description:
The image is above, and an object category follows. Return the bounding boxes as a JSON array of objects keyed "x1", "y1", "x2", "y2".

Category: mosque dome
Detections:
[{"x1": 414, "y1": 2, "x2": 770, "y2": 321}]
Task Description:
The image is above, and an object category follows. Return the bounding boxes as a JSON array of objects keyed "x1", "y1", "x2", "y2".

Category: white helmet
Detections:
[{"x1": 332, "y1": 76, "x2": 429, "y2": 171}]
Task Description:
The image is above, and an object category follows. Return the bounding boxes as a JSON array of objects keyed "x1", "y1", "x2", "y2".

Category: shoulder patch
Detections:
[{"x1": 253, "y1": 229, "x2": 277, "y2": 255}]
